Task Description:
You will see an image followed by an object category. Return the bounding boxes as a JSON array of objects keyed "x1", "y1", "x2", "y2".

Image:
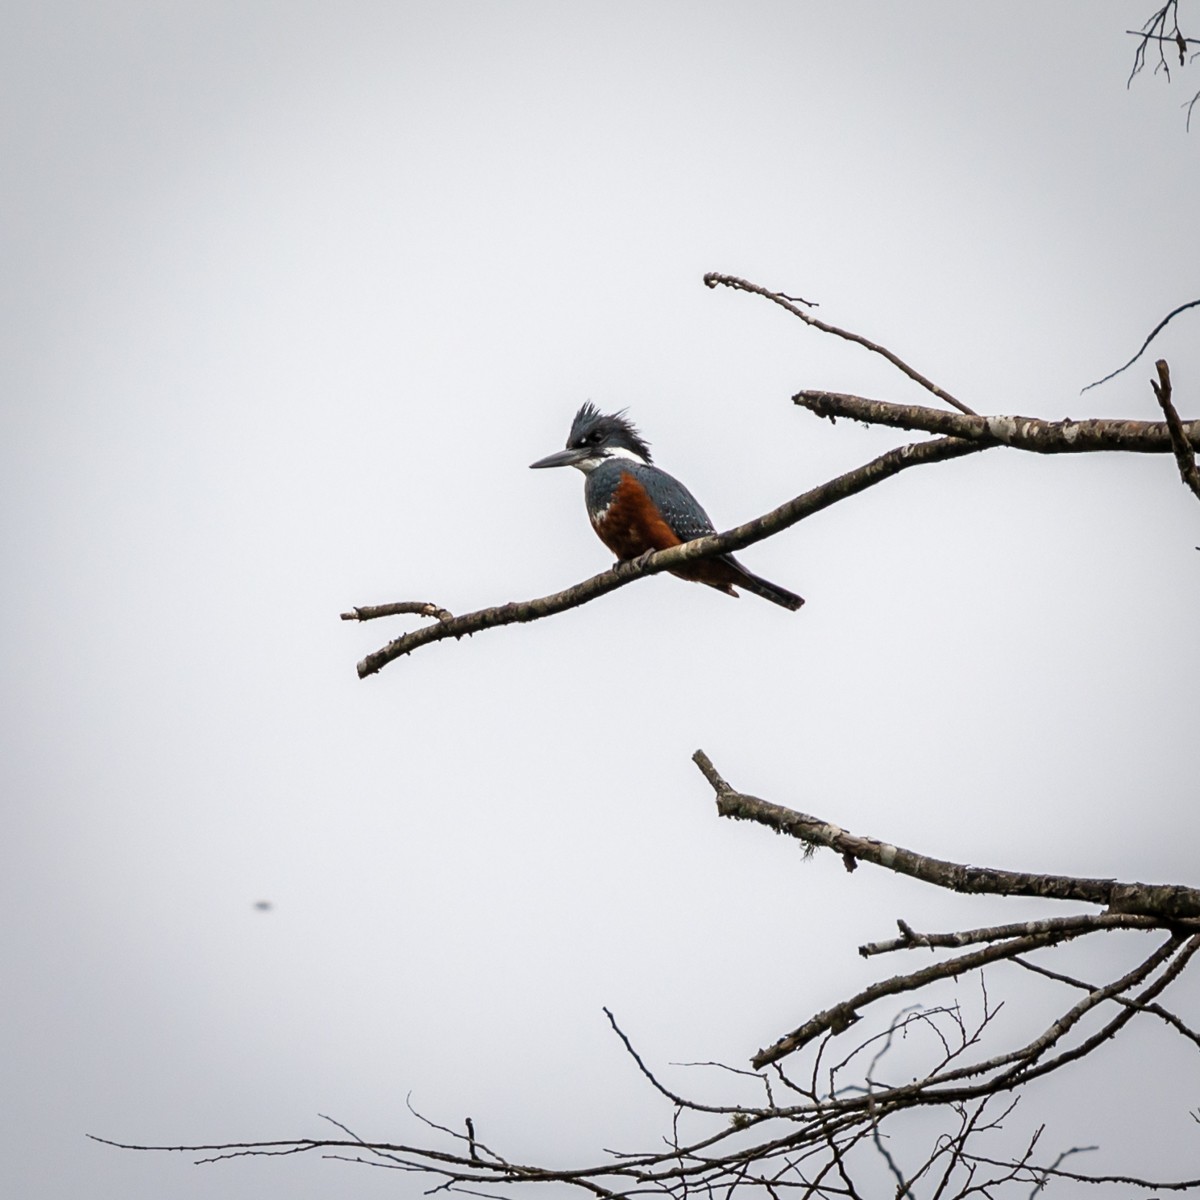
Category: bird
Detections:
[{"x1": 530, "y1": 403, "x2": 803, "y2": 610}]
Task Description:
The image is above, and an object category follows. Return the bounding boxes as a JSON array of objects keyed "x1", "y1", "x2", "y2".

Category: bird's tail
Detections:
[
  {"x1": 673, "y1": 554, "x2": 805, "y2": 610},
  {"x1": 731, "y1": 564, "x2": 805, "y2": 610}
]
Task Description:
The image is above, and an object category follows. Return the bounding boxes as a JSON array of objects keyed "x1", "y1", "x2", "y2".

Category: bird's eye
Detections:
[{"x1": 587, "y1": 430, "x2": 602, "y2": 444}]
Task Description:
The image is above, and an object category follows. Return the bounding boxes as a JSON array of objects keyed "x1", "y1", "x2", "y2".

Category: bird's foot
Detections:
[{"x1": 615, "y1": 549, "x2": 658, "y2": 575}]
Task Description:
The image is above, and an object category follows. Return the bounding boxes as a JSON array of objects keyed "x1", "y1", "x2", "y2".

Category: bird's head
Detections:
[{"x1": 529, "y1": 403, "x2": 653, "y2": 474}]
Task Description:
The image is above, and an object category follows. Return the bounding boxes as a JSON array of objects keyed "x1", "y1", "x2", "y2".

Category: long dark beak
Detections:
[{"x1": 529, "y1": 447, "x2": 588, "y2": 469}]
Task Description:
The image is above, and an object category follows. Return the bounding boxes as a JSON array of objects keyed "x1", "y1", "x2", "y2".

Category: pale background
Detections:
[{"x1": 3, "y1": 3, "x2": 1198, "y2": 1197}]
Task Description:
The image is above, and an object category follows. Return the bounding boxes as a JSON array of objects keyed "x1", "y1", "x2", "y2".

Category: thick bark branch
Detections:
[
  {"x1": 1149, "y1": 359, "x2": 1200, "y2": 501},
  {"x1": 692, "y1": 751, "x2": 1200, "y2": 922},
  {"x1": 794, "y1": 390, "x2": 1200, "y2": 454}
]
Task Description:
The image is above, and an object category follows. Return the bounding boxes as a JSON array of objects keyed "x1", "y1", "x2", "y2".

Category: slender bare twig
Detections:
[
  {"x1": 602, "y1": 1007, "x2": 758, "y2": 1118},
  {"x1": 1005, "y1": 1157, "x2": 1200, "y2": 1192},
  {"x1": 351, "y1": 434, "x2": 982, "y2": 677},
  {"x1": 349, "y1": 276, "x2": 1198, "y2": 679},
  {"x1": 838, "y1": 938, "x2": 1192, "y2": 1109},
  {"x1": 703, "y1": 272, "x2": 975, "y2": 416},
  {"x1": 1125, "y1": 0, "x2": 1200, "y2": 129},
  {"x1": 1022, "y1": 1143, "x2": 1097, "y2": 1200},
  {"x1": 983, "y1": 935, "x2": 1196, "y2": 1092},
  {"x1": 92, "y1": 928, "x2": 1200, "y2": 1198},
  {"x1": 1082, "y1": 298, "x2": 1200, "y2": 392},
  {"x1": 126, "y1": 268, "x2": 1200, "y2": 1197}
]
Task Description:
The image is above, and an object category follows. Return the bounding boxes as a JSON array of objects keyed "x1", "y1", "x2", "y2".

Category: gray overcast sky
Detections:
[{"x1": 3, "y1": 3, "x2": 1198, "y2": 1198}]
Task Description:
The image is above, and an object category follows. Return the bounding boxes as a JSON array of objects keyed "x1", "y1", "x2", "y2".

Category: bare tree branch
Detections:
[
  {"x1": 347, "y1": 275, "x2": 1197, "y2": 679},
  {"x1": 691, "y1": 750, "x2": 1200, "y2": 923},
  {"x1": 131, "y1": 267, "x2": 1200, "y2": 1196},
  {"x1": 93, "y1": 940, "x2": 1200, "y2": 1198},
  {"x1": 793, "y1": 389, "x2": 1200, "y2": 453},
  {"x1": 750, "y1": 931, "x2": 1091, "y2": 1070},
  {"x1": 980, "y1": 934, "x2": 1199, "y2": 1093},
  {"x1": 340, "y1": 601, "x2": 454, "y2": 624},
  {"x1": 998, "y1": 1155, "x2": 1200, "y2": 1192},
  {"x1": 691, "y1": 746, "x2": 1200, "y2": 1085},
  {"x1": 1082, "y1": 298, "x2": 1200, "y2": 392},
  {"x1": 92, "y1": 874, "x2": 1200, "y2": 1196},
  {"x1": 703, "y1": 272, "x2": 976, "y2": 416},
  {"x1": 1129, "y1": 2, "x2": 1193, "y2": 80},
  {"x1": 859, "y1": 912, "x2": 1162, "y2": 957},
  {"x1": 1013, "y1": 951, "x2": 1200, "y2": 1048},
  {"x1": 1127, "y1": 0, "x2": 1200, "y2": 126}
]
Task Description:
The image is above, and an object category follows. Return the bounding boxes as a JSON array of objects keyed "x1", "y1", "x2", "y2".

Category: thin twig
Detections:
[
  {"x1": 983, "y1": 935, "x2": 1195, "y2": 1092},
  {"x1": 603, "y1": 1007, "x2": 757, "y2": 1117},
  {"x1": 1081, "y1": 298, "x2": 1200, "y2": 392},
  {"x1": 704, "y1": 272, "x2": 976, "y2": 416}
]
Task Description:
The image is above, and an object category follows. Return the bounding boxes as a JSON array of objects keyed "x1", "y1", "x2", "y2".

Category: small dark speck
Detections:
[{"x1": 253, "y1": 900, "x2": 273, "y2": 912}]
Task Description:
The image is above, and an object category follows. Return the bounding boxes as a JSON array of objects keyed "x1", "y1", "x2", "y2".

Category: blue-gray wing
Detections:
[{"x1": 631, "y1": 463, "x2": 717, "y2": 542}]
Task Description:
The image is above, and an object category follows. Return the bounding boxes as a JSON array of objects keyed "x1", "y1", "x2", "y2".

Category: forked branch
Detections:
[
  {"x1": 702, "y1": 271, "x2": 976, "y2": 415},
  {"x1": 1150, "y1": 358, "x2": 1200, "y2": 500},
  {"x1": 106, "y1": 269, "x2": 1200, "y2": 1196},
  {"x1": 693, "y1": 748, "x2": 1200, "y2": 1071},
  {"x1": 94, "y1": 915, "x2": 1200, "y2": 1197}
]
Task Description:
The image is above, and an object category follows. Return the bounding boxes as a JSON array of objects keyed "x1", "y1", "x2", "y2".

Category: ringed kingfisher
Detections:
[{"x1": 530, "y1": 403, "x2": 804, "y2": 610}]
